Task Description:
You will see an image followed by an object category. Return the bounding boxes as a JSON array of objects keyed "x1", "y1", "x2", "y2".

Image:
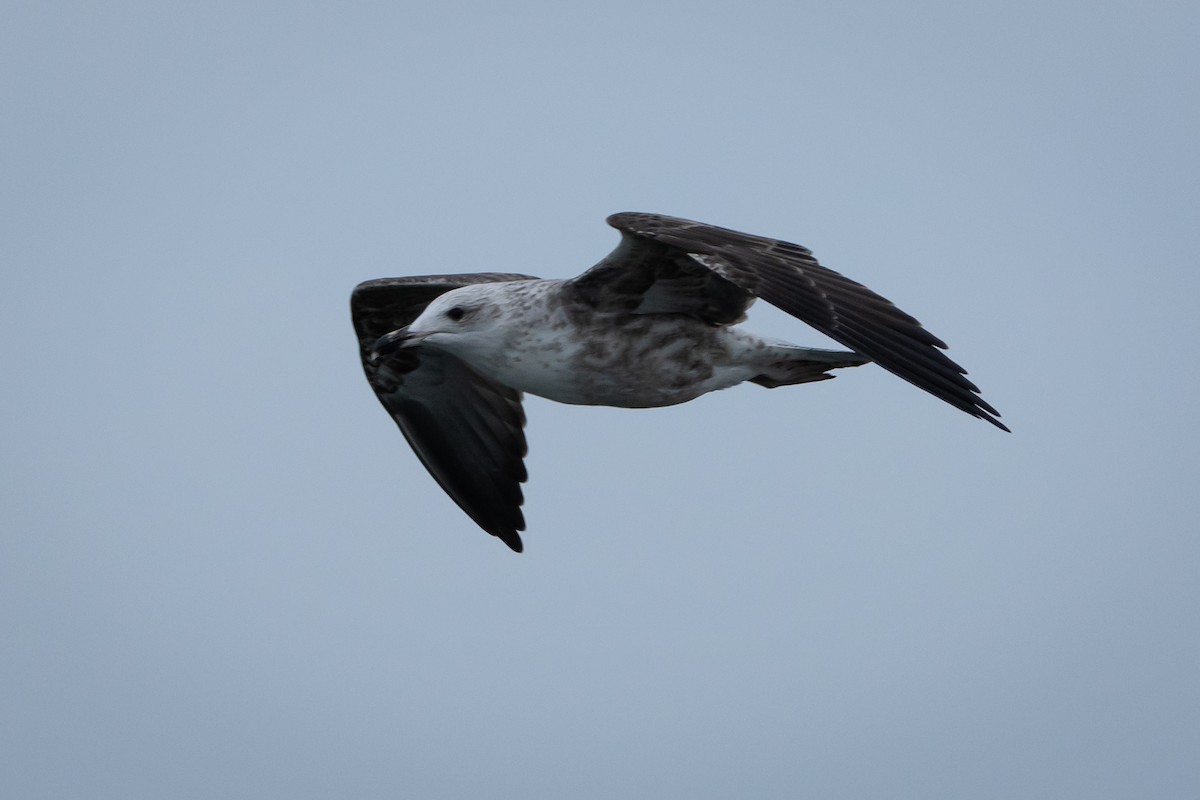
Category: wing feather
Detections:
[
  {"x1": 350, "y1": 273, "x2": 538, "y2": 551},
  {"x1": 571, "y1": 213, "x2": 1006, "y2": 430}
]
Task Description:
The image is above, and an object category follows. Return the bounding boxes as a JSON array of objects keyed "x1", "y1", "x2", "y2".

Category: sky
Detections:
[{"x1": 2, "y1": 1, "x2": 1198, "y2": 798}]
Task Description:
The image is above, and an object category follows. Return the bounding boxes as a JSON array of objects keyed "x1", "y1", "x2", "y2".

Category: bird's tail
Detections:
[{"x1": 749, "y1": 347, "x2": 870, "y2": 388}]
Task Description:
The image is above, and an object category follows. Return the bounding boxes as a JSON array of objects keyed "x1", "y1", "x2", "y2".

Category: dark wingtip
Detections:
[{"x1": 496, "y1": 530, "x2": 524, "y2": 553}]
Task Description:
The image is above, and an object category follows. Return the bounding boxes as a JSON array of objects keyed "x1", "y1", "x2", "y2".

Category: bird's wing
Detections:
[
  {"x1": 351, "y1": 274, "x2": 538, "y2": 551},
  {"x1": 568, "y1": 213, "x2": 1007, "y2": 431},
  {"x1": 566, "y1": 223, "x2": 758, "y2": 325}
]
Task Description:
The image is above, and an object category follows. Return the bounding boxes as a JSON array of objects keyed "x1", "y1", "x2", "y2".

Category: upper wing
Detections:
[
  {"x1": 351, "y1": 274, "x2": 539, "y2": 551},
  {"x1": 569, "y1": 213, "x2": 1007, "y2": 431}
]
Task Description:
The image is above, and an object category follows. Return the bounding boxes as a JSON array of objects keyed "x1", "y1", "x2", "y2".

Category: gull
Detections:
[{"x1": 351, "y1": 212, "x2": 1007, "y2": 552}]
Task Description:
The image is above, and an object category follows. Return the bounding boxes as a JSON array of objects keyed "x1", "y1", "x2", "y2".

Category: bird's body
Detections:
[
  {"x1": 352, "y1": 212, "x2": 1007, "y2": 552},
  {"x1": 394, "y1": 278, "x2": 863, "y2": 408}
]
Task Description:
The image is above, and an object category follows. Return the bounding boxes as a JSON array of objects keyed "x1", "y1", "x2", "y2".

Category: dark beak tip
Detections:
[{"x1": 370, "y1": 327, "x2": 410, "y2": 360}]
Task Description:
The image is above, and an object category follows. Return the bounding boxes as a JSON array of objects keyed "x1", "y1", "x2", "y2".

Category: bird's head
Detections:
[{"x1": 370, "y1": 283, "x2": 507, "y2": 364}]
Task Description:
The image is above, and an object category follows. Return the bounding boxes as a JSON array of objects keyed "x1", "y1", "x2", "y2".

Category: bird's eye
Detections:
[{"x1": 446, "y1": 306, "x2": 466, "y2": 321}]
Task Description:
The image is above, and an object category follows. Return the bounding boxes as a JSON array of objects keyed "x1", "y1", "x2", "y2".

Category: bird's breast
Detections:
[{"x1": 484, "y1": 313, "x2": 749, "y2": 408}]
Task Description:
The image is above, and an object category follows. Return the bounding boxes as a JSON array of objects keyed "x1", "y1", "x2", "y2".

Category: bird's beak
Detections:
[{"x1": 370, "y1": 327, "x2": 424, "y2": 362}]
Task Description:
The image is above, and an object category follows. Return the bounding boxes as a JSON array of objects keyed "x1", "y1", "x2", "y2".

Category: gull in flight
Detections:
[{"x1": 351, "y1": 213, "x2": 1007, "y2": 551}]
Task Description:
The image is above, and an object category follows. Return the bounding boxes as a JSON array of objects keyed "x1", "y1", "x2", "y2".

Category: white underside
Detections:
[
  {"x1": 462, "y1": 318, "x2": 814, "y2": 408},
  {"x1": 408, "y1": 280, "x2": 858, "y2": 409}
]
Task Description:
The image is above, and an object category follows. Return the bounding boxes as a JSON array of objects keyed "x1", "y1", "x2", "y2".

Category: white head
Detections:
[
  {"x1": 415, "y1": 284, "x2": 506, "y2": 337},
  {"x1": 371, "y1": 283, "x2": 520, "y2": 367}
]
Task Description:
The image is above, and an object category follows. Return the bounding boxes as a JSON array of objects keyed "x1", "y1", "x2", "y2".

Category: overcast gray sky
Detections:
[{"x1": 3, "y1": 1, "x2": 1198, "y2": 798}]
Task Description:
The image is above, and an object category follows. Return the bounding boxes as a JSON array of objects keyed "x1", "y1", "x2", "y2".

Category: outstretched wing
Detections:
[
  {"x1": 351, "y1": 274, "x2": 539, "y2": 551},
  {"x1": 567, "y1": 213, "x2": 1007, "y2": 431}
]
